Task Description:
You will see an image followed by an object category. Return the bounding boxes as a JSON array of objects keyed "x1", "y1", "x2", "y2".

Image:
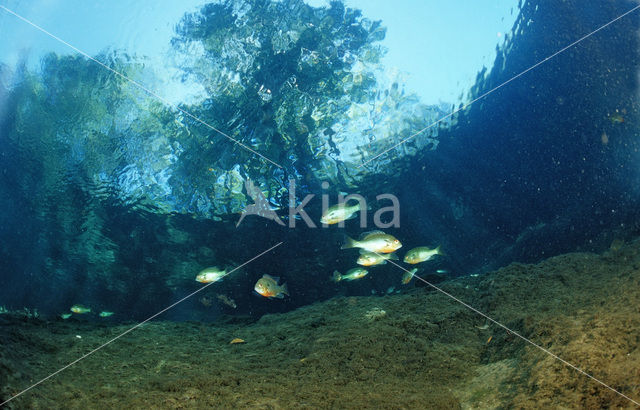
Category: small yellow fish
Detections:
[
  {"x1": 99, "y1": 311, "x2": 114, "y2": 318},
  {"x1": 195, "y1": 267, "x2": 227, "y2": 284},
  {"x1": 320, "y1": 202, "x2": 363, "y2": 225},
  {"x1": 332, "y1": 268, "x2": 368, "y2": 282},
  {"x1": 341, "y1": 231, "x2": 402, "y2": 254},
  {"x1": 610, "y1": 238, "x2": 624, "y2": 252},
  {"x1": 70, "y1": 305, "x2": 91, "y2": 314},
  {"x1": 401, "y1": 268, "x2": 419, "y2": 285},
  {"x1": 357, "y1": 251, "x2": 399, "y2": 267},
  {"x1": 403, "y1": 246, "x2": 442, "y2": 264},
  {"x1": 254, "y1": 274, "x2": 289, "y2": 299},
  {"x1": 609, "y1": 114, "x2": 624, "y2": 124}
]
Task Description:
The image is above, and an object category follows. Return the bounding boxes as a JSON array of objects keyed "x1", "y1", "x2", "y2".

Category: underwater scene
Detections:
[{"x1": 1, "y1": 0, "x2": 640, "y2": 408}]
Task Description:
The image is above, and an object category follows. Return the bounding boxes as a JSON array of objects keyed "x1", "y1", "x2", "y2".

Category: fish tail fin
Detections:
[
  {"x1": 281, "y1": 283, "x2": 289, "y2": 297},
  {"x1": 332, "y1": 271, "x2": 342, "y2": 282},
  {"x1": 435, "y1": 245, "x2": 446, "y2": 257},
  {"x1": 340, "y1": 236, "x2": 358, "y2": 250},
  {"x1": 352, "y1": 201, "x2": 370, "y2": 211},
  {"x1": 388, "y1": 253, "x2": 399, "y2": 261}
]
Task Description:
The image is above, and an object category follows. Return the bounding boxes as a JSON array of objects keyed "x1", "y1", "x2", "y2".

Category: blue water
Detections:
[{"x1": 0, "y1": 0, "x2": 638, "y2": 325}]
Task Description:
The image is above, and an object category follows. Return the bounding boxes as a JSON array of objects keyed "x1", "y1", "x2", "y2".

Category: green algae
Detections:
[{"x1": 2, "y1": 239, "x2": 640, "y2": 408}]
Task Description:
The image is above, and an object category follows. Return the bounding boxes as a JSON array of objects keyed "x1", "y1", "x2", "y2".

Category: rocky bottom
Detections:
[{"x1": 2, "y1": 240, "x2": 640, "y2": 409}]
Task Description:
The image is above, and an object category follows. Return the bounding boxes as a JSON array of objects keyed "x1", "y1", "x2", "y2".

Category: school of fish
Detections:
[{"x1": 63, "y1": 197, "x2": 446, "y2": 317}]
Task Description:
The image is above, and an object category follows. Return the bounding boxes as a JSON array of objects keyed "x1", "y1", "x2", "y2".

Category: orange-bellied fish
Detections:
[
  {"x1": 70, "y1": 305, "x2": 91, "y2": 314},
  {"x1": 401, "y1": 268, "x2": 419, "y2": 285},
  {"x1": 254, "y1": 274, "x2": 289, "y2": 299},
  {"x1": 332, "y1": 268, "x2": 368, "y2": 282},
  {"x1": 357, "y1": 250, "x2": 399, "y2": 267},
  {"x1": 195, "y1": 267, "x2": 227, "y2": 284},
  {"x1": 403, "y1": 246, "x2": 442, "y2": 264},
  {"x1": 341, "y1": 231, "x2": 402, "y2": 254},
  {"x1": 320, "y1": 201, "x2": 364, "y2": 225}
]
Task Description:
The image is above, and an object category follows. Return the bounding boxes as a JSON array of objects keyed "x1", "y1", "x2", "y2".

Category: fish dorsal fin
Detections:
[
  {"x1": 263, "y1": 274, "x2": 278, "y2": 282},
  {"x1": 359, "y1": 230, "x2": 385, "y2": 240}
]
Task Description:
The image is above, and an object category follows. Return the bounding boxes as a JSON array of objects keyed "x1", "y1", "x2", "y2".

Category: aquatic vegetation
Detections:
[
  {"x1": 363, "y1": 306, "x2": 386, "y2": 322},
  {"x1": 0, "y1": 306, "x2": 39, "y2": 318},
  {"x1": 4, "y1": 246, "x2": 640, "y2": 407},
  {"x1": 21, "y1": 308, "x2": 38, "y2": 318}
]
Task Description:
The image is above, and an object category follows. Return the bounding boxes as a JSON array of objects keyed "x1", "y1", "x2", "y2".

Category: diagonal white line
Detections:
[
  {"x1": 0, "y1": 5, "x2": 282, "y2": 169},
  {"x1": 359, "y1": 3, "x2": 640, "y2": 168},
  {"x1": 0, "y1": 242, "x2": 283, "y2": 407},
  {"x1": 384, "y1": 257, "x2": 640, "y2": 407}
]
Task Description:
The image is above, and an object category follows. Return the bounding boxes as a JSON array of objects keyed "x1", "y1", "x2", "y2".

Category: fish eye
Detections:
[{"x1": 394, "y1": 240, "x2": 399, "y2": 243}]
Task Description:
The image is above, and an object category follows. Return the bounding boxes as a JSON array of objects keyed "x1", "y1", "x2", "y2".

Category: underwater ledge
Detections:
[{"x1": 1, "y1": 238, "x2": 640, "y2": 409}]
